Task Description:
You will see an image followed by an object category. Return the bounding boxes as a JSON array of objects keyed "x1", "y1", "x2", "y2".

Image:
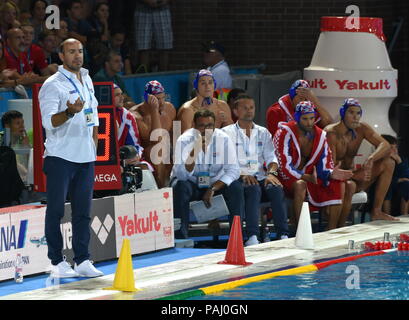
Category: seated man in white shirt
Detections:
[
  {"x1": 171, "y1": 109, "x2": 244, "y2": 239},
  {"x1": 223, "y1": 95, "x2": 289, "y2": 246}
]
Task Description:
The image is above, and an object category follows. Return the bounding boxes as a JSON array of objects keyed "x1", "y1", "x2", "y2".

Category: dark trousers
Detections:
[
  {"x1": 172, "y1": 179, "x2": 244, "y2": 239},
  {"x1": 242, "y1": 179, "x2": 289, "y2": 238},
  {"x1": 43, "y1": 156, "x2": 95, "y2": 266}
]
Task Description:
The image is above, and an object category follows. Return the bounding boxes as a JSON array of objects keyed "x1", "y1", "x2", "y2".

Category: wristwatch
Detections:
[
  {"x1": 268, "y1": 170, "x2": 279, "y2": 177},
  {"x1": 65, "y1": 109, "x2": 75, "y2": 118}
]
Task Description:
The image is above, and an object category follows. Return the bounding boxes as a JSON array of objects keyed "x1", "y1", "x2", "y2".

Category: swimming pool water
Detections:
[{"x1": 189, "y1": 251, "x2": 409, "y2": 300}]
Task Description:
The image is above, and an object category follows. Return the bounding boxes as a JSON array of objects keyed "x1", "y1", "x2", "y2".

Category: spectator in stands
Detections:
[
  {"x1": 177, "y1": 69, "x2": 233, "y2": 133},
  {"x1": 133, "y1": 0, "x2": 173, "y2": 72},
  {"x1": 0, "y1": 39, "x2": 13, "y2": 78},
  {"x1": 274, "y1": 101, "x2": 353, "y2": 230},
  {"x1": 0, "y1": 1, "x2": 21, "y2": 41},
  {"x1": 203, "y1": 41, "x2": 233, "y2": 97},
  {"x1": 108, "y1": 27, "x2": 132, "y2": 75},
  {"x1": 325, "y1": 98, "x2": 398, "y2": 223},
  {"x1": 92, "y1": 50, "x2": 134, "y2": 107},
  {"x1": 38, "y1": 30, "x2": 60, "y2": 68},
  {"x1": 0, "y1": 38, "x2": 35, "y2": 92},
  {"x1": 4, "y1": 28, "x2": 42, "y2": 90},
  {"x1": 129, "y1": 80, "x2": 176, "y2": 187},
  {"x1": 4, "y1": 27, "x2": 31, "y2": 74},
  {"x1": 381, "y1": 135, "x2": 409, "y2": 216},
  {"x1": 226, "y1": 88, "x2": 246, "y2": 122},
  {"x1": 54, "y1": 18, "x2": 69, "y2": 45},
  {"x1": 222, "y1": 95, "x2": 289, "y2": 245},
  {"x1": 1, "y1": 110, "x2": 32, "y2": 185},
  {"x1": 79, "y1": 0, "x2": 95, "y2": 20},
  {"x1": 85, "y1": 29, "x2": 109, "y2": 76},
  {"x1": 65, "y1": 0, "x2": 95, "y2": 45},
  {"x1": 88, "y1": 2, "x2": 110, "y2": 44},
  {"x1": 21, "y1": 21, "x2": 55, "y2": 76},
  {"x1": 171, "y1": 109, "x2": 244, "y2": 239},
  {"x1": 0, "y1": 110, "x2": 31, "y2": 147},
  {"x1": 29, "y1": 0, "x2": 47, "y2": 43},
  {"x1": 266, "y1": 79, "x2": 333, "y2": 136},
  {"x1": 17, "y1": 0, "x2": 32, "y2": 21}
]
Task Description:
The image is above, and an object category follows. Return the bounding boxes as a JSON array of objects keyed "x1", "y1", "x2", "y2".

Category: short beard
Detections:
[
  {"x1": 65, "y1": 62, "x2": 82, "y2": 72},
  {"x1": 298, "y1": 123, "x2": 314, "y2": 140}
]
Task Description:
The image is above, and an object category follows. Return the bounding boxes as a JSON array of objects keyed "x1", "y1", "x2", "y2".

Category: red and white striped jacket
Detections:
[
  {"x1": 273, "y1": 120, "x2": 333, "y2": 184},
  {"x1": 273, "y1": 121, "x2": 342, "y2": 207}
]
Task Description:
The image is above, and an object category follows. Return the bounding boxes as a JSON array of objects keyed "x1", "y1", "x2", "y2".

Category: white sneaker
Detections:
[
  {"x1": 245, "y1": 235, "x2": 260, "y2": 247},
  {"x1": 50, "y1": 260, "x2": 79, "y2": 278},
  {"x1": 280, "y1": 235, "x2": 289, "y2": 240},
  {"x1": 74, "y1": 260, "x2": 104, "y2": 278}
]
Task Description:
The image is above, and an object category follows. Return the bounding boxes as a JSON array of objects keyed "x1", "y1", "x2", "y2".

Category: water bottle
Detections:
[{"x1": 14, "y1": 253, "x2": 23, "y2": 283}]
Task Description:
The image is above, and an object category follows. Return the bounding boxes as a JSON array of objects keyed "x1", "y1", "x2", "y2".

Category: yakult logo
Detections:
[
  {"x1": 336, "y1": 79, "x2": 391, "y2": 90},
  {"x1": 307, "y1": 78, "x2": 393, "y2": 91},
  {"x1": 118, "y1": 211, "x2": 161, "y2": 237}
]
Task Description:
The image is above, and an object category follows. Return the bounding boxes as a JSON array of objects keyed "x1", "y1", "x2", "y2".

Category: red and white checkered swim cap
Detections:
[
  {"x1": 144, "y1": 80, "x2": 165, "y2": 102},
  {"x1": 294, "y1": 101, "x2": 316, "y2": 122}
]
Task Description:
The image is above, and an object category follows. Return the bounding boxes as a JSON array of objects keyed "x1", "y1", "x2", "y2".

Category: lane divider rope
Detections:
[{"x1": 157, "y1": 248, "x2": 395, "y2": 300}]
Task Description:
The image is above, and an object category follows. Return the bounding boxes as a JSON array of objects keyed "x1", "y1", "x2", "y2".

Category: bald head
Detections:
[
  {"x1": 6, "y1": 28, "x2": 22, "y2": 38},
  {"x1": 59, "y1": 38, "x2": 82, "y2": 53},
  {"x1": 6, "y1": 28, "x2": 25, "y2": 53},
  {"x1": 58, "y1": 38, "x2": 84, "y2": 72}
]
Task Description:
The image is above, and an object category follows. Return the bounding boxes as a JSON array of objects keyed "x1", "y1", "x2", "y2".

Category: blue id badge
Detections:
[
  {"x1": 198, "y1": 171, "x2": 210, "y2": 189},
  {"x1": 84, "y1": 107, "x2": 95, "y2": 127}
]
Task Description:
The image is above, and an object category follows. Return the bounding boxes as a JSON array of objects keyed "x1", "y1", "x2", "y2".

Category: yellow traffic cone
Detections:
[{"x1": 104, "y1": 239, "x2": 138, "y2": 292}]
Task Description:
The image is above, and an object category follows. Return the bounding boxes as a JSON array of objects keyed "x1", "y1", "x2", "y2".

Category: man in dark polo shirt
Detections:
[{"x1": 93, "y1": 50, "x2": 135, "y2": 109}]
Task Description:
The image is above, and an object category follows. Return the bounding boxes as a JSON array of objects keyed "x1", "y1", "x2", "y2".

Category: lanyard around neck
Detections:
[
  {"x1": 7, "y1": 47, "x2": 24, "y2": 74},
  {"x1": 59, "y1": 70, "x2": 92, "y2": 103},
  {"x1": 236, "y1": 122, "x2": 256, "y2": 157},
  {"x1": 196, "y1": 133, "x2": 216, "y2": 172}
]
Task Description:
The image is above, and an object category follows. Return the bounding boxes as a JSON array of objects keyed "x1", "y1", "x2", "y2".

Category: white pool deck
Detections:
[{"x1": 2, "y1": 215, "x2": 409, "y2": 300}]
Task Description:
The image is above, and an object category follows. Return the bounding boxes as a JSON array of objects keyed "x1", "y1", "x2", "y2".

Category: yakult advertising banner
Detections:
[
  {"x1": 304, "y1": 71, "x2": 397, "y2": 98},
  {"x1": 114, "y1": 188, "x2": 174, "y2": 256}
]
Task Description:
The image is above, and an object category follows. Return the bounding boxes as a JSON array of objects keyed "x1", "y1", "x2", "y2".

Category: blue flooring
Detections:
[{"x1": 0, "y1": 247, "x2": 223, "y2": 297}]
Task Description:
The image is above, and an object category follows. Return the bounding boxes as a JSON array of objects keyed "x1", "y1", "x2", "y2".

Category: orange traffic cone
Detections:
[
  {"x1": 104, "y1": 239, "x2": 138, "y2": 292},
  {"x1": 218, "y1": 216, "x2": 252, "y2": 266}
]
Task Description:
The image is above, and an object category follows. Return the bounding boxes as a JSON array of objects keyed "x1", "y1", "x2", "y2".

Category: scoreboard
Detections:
[{"x1": 32, "y1": 82, "x2": 122, "y2": 192}]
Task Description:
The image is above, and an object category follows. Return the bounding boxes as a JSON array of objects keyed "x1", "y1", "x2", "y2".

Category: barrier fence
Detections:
[{"x1": 0, "y1": 188, "x2": 174, "y2": 282}]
